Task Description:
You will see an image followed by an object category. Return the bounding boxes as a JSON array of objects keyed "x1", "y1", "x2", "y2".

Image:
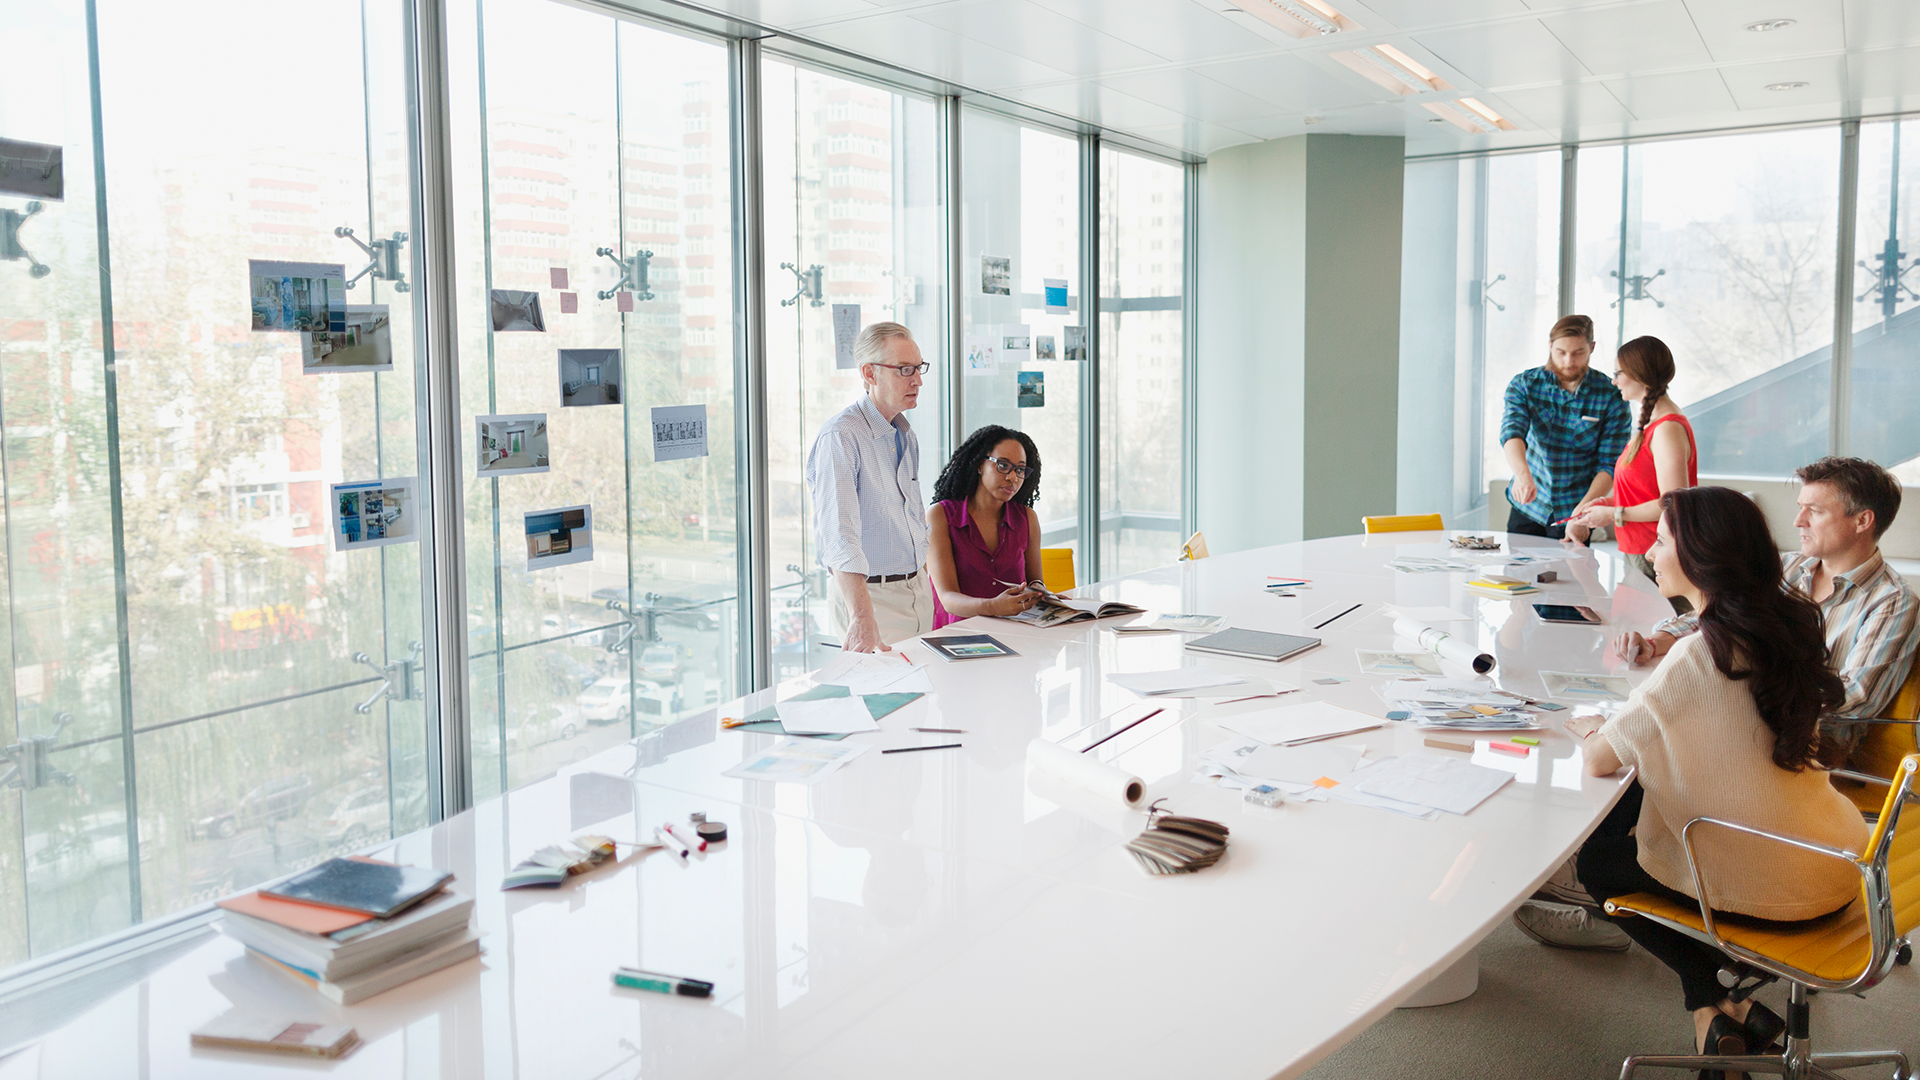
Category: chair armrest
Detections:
[
  {"x1": 1833, "y1": 768, "x2": 1893, "y2": 789},
  {"x1": 1833, "y1": 716, "x2": 1920, "y2": 726}
]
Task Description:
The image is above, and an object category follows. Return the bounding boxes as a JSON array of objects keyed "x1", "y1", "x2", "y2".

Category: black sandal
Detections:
[
  {"x1": 1741, "y1": 1001, "x2": 1785, "y2": 1053},
  {"x1": 1697, "y1": 1013, "x2": 1748, "y2": 1080}
]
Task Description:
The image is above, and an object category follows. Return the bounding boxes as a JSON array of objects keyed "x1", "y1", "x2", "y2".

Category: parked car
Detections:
[
  {"x1": 575, "y1": 678, "x2": 632, "y2": 726},
  {"x1": 507, "y1": 704, "x2": 579, "y2": 750},
  {"x1": 540, "y1": 652, "x2": 599, "y2": 696},
  {"x1": 305, "y1": 784, "x2": 390, "y2": 847},
  {"x1": 637, "y1": 642, "x2": 681, "y2": 682},
  {"x1": 190, "y1": 774, "x2": 312, "y2": 840}
]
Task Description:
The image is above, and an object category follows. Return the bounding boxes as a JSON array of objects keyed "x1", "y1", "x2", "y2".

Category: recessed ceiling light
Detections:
[
  {"x1": 1764, "y1": 81, "x2": 1810, "y2": 91},
  {"x1": 1744, "y1": 18, "x2": 1797, "y2": 32}
]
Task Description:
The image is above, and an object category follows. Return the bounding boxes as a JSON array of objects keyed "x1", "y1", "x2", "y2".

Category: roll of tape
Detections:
[{"x1": 696, "y1": 821, "x2": 727, "y2": 843}]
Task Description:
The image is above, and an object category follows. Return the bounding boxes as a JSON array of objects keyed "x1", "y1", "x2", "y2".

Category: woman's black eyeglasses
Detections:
[{"x1": 985, "y1": 456, "x2": 1032, "y2": 480}]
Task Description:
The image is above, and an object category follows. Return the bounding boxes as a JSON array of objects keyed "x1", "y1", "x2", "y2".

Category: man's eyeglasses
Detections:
[
  {"x1": 985, "y1": 456, "x2": 1032, "y2": 480},
  {"x1": 881, "y1": 362, "x2": 930, "y2": 377}
]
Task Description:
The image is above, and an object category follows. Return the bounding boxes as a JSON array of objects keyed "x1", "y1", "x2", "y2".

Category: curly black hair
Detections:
[{"x1": 931, "y1": 425, "x2": 1042, "y2": 507}]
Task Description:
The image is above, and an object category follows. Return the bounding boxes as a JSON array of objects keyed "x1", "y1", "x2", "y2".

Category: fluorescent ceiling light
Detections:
[
  {"x1": 1744, "y1": 18, "x2": 1797, "y2": 32},
  {"x1": 1423, "y1": 100, "x2": 1496, "y2": 134},
  {"x1": 1227, "y1": 0, "x2": 1357, "y2": 38},
  {"x1": 1337, "y1": 45, "x2": 1444, "y2": 95},
  {"x1": 1764, "y1": 80, "x2": 1810, "y2": 91},
  {"x1": 1457, "y1": 97, "x2": 1514, "y2": 130}
]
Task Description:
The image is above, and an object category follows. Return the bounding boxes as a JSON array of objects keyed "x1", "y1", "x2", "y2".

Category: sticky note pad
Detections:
[
  {"x1": 1511, "y1": 736, "x2": 1539, "y2": 746},
  {"x1": 1490, "y1": 742, "x2": 1530, "y2": 756},
  {"x1": 1312, "y1": 776, "x2": 1340, "y2": 789},
  {"x1": 1470, "y1": 705, "x2": 1501, "y2": 716},
  {"x1": 560, "y1": 292, "x2": 578, "y2": 313},
  {"x1": 550, "y1": 267, "x2": 569, "y2": 289},
  {"x1": 616, "y1": 291, "x2": 634, "y2": 312}
]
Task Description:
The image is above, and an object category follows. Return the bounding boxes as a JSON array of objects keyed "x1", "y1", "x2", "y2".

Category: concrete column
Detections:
[{"x1": 1196, "y1": 134, "x2": 1404, "y2": 551}]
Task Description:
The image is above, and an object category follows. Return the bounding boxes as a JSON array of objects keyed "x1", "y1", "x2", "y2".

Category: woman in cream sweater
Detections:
[{"x1": 1566, "y1": 486, "x2": 1867, "y2": 1069}]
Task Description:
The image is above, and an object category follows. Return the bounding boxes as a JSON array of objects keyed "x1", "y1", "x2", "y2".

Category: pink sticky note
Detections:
[
  {"x1": 560, "y1": 292, "x2": 578, "y2": 314},
  {"x1": 616, "y1": 291, "x2": 634, "y2": 312},
  {"x1": 549, "y1": 267, "x2": 568, "y2": 290}
]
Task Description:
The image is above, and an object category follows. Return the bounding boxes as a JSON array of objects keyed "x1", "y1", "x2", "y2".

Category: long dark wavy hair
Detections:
[
  {"x1": 931, "y1": 425, "x2": 1041, "y2": 507},
  {"x1": 1662, "y1": 486, "x2": 1844, "y2": 770}
]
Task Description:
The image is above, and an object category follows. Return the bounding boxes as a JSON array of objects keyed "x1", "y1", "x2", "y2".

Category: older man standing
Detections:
[{"x1": 805, "y1": 322, "x2": 934, "y2": 652}]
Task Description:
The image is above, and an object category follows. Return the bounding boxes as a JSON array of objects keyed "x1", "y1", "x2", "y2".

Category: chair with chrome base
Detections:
[
  {"x1": 1832, "y1": 656, "x2": 1920, "y2": 968},
  {"x1": 1603, "y1": 752, "x2": 1920, "y2": 1080}
]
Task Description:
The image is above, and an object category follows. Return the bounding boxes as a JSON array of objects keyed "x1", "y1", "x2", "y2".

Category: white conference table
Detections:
[{"x1": 11, "y1": 531, "x2": 1676, "y2": 1080}]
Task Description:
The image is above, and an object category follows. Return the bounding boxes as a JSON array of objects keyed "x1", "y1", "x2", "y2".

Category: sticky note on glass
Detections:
[
  {"x1": 560, "y1": 292, "x2": 578, "y2": 314},
  {"x1": 549, "y1": 267, "x2": 568, "y2": 290},
  {"x1": 616, "y1": 291, "x2": 634, "y2": 312},
  {"x1": 1043, "y1": 277, "x2": 1068, "y2": 314}
]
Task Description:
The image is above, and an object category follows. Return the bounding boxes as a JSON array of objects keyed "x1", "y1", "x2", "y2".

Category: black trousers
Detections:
[
  {"x1": 1577, "y1": 783, "x2": 1847, "y2": 1012},
  {"x1": 1507, "y1": 506, "x2": 1567, "y2": 541}
]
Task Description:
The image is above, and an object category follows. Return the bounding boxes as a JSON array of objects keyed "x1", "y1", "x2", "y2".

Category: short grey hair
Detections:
[{"x1": 855, "y1": 321, "x2": 914, "y2": 370}]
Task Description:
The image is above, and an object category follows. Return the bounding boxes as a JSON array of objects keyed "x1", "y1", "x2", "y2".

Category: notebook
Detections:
[
  {"x1": 262, "y1": 859, "x2": 453, "y2": 920},
  {"x1": 190, "y1": 1012, "x2": 360, "y2": 1059},
  {"x1": 922, "y1": 633, "x2": 1019, "y2": 662},
  {"x1": 1183, "y1": 628, "x2": 1321, "y2": 663}
]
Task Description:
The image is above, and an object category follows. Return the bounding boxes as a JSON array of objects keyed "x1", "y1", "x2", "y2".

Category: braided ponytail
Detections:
[{"x1": 1615, "y1": 336, "x2": 1676, "y2": 462}]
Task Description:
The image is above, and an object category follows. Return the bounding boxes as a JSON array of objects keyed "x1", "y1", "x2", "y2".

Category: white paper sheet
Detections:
[
  {"x1": 812, "y1": 652, "x2": 933, "y2": 695},
  {"x1": 1540, "y1": 670, "x2": 1632, "y2": 702},
  {"x1": 722, "y1": 740, "x2": 871, "y2": 785},
  {"x1": 1236, "y1": 742, "x2": 1366, "y2": 786},
  {"x1": 1355, "y1": 649, "x2": 1444, "y2": 675},
  {"x1": 1106, "y1": 667, "x2": 1245, "y2": 695},
  {"x1": 775, "y1": 696, "x2": 880, "y2": 735},
  {"x1": 1215, "y1": 701, "x2": 1382, "y2": 745},
  {"x1": 1347, "y1": 753, "x2": 1512, "y2": 815}
]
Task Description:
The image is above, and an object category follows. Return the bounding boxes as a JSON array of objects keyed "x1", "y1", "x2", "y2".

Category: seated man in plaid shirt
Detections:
[{"x1": 1500, "y1": 314, "x2": 1631, "y2": 541}]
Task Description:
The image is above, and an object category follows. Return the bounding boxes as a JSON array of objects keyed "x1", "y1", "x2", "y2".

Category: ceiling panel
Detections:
[
  {"x1": 694, "y1": 0, "x2": 884, "y2": 27},
  {"x1": 1413, "y1": 18, "x2": 1592, "y2": 88},
  {"x1": 1716, "y1": 54, "x2": 1850, "y2": 109},
  {"x1": 1538, "y1": 0, "x2": 1715, "y2": 76},
  {"x1": 1344, "y1": 0, "x2": 1532, "y2": 29},
  {"x1": 797, "y1": 14, "x2": 1079, "y2": 90},
  {"x1": 1023, "y1": 0, "x2": 1276, "y2": 64},
  {"x1": 1488, "y1": 81, "x2": 1635, "y2": 129},
  {"x1": 1126, "y1": 120, "x2": 1264, "y2": 154},
  {"x1": 999, "y1": 80, "x2": 1194, "y2": 130},
  {"x1": 1599, "y1": 67, "x2": 1739, "y2": 119},
  {"x1": 908, "y1": 0, "x2": 1171, "y2": 78},
  {"x1": 1198, "y1": 52, "x2": 1398, "y2": 109},
  {"x1": 1683, "y1": 0, "x2": 1845, "y2": 64},
  {"x1": 1097, "y1": 68, "x2": 1293, "y2": 122},
  {"x1": 1848, "y1": 45, "x2": 1920, "y2": 106},
  {"x1": 1843, "y1": 0, "x2": 1920, "y2": 50}
]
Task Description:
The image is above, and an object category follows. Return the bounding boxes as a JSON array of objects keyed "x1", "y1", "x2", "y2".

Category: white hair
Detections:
[{"x1": 855, "y1": 321, "x2": 915, "y2": 371}]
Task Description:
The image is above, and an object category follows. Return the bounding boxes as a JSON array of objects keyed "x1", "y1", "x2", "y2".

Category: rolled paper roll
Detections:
[
  {"x1": 1026, "y1": 738, "x2": 1146, "y2": 808},
  {"x1": 1393, "y1": 617, "x2": 1495, "y2": 675}
]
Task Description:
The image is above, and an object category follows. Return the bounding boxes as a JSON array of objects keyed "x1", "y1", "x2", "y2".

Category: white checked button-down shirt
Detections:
[
  {"x1": 805, "y1": 395, "x2": 930, "y2": 577},
  {"x1": 1653, "y1": 549, "x2": 1919, "y2": 718}
]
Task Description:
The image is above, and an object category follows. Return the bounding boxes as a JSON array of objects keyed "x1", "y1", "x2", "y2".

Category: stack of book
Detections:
[{"x1": 218, "y1": 858, "x2": 481, "y2": 1005}]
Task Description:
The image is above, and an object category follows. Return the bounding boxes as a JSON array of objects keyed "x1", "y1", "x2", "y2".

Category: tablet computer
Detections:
[{"x1": 1532, "y1": 603, "x2": 1603, "y2": 625}]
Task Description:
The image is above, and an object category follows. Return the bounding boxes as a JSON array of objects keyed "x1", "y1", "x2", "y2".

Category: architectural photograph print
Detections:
[
  {"x1": 1034, "y1": 334, "x2": 1056, "y2": 360},
  {"x1": 1063, "y1": 324, "x2": 1087, "y2": 361},
  {"x1": 490, "y1": 289, "x2": 546, "y2": 332},
  {"x1": 1017, "y1": 370, "x2": 1045, "y2": 408},
  {"x1": 558, "y1": 348, "x2": 622, "y2": 407},
  {"x1": 0, "y1": 138, "x2": 63, "y2": 199},
  {"x1": 476, "y1": 413, "x2": 550, "y2": 477},
  {"x1": 525, "y1": 504, "x2": 593, "y2": 570},
  {"x1": 331, "y1": 477, "x2": 418, "y2": 552},
  {"x1": 1000, "y1": 326, "x2": 1031, "y2": 364},
  {"x1": 981, "y1": 254, "x2": 1010, "y2": 296},
  {"x1": 251, "y1": 260, "x2": 345, "y2": 332},
  {"x1": 651, "y1": 403, "x2": 708, "y2": 462},
  {"x1": 303, "y1": 304, "x2": 392, "y2": 373}
]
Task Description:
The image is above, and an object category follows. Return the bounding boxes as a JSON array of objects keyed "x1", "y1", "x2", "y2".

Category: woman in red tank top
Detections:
[
  {"x1": 925, "y1": 425, "x2": 1047, "y2": 628},
  {"x1": 1568, "y1": 336, "x2": 1697, "y2": 610}
]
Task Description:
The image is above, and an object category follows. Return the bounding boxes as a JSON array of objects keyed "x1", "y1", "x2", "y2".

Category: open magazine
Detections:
[{"x1": 1000, "y1": 593, "x2": 1145, "y2": 628}]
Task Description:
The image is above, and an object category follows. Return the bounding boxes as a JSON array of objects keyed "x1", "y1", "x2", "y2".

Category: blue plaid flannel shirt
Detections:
[{"x1": 1499, "y1": 366, "x2": 1631, "y2": 526}]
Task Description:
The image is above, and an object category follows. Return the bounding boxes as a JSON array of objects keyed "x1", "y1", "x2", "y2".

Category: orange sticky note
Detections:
[
  {"x1": 1470, "y1": 704, "x2": 1501, "y2": 716},
  {"x1": 1313, "y1": 776, "x2": 1340, "y2": 789}
]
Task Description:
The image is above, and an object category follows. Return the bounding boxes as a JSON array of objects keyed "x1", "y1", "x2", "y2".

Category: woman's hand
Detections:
[
  {"x1": 1613, "y1": 630, "x2": 1654, "y2": 665},
  {"x1": 1562, "y1": 521, "x2": 1592, "y2": 546},
  {"x1": 987, "y1": 584, "x2": 1039, "y2": 617},
  {"x1": 1571, "y1": 504, "x2": 1617, "y2": 529},
  {"x1": 1562, "y1": 716, "x2": 1604, "y2": 741}
]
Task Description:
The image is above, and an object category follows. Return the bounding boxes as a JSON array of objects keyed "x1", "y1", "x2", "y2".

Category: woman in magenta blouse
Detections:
[{"x1": 925, "y1": 425, "x2": 1045, "y2": 628}]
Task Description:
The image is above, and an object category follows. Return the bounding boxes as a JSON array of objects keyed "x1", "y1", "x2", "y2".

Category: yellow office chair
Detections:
[
  {"x1": 1835, "y1": 657, "x2": 1920, "y2": 818},
  {"x1": 1180, "y1": 531, "x2": 1209, "y2": 561},
  {"x1": 1603, "y1": 752, "x2": 1920, "y2": 1080},
  {"x1": 1361, "y1": 513, "x2": 1445, "y2": 534},
  {"x1": 1040, "y1": 547, "x2": 1075, "y2": 594}
]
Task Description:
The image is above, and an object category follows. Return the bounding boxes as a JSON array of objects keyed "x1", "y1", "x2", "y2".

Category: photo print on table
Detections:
[
  {"x1": 475, "y1": 413, "x2": 550, "y2": 477},
  {"x1": 525, "y1": 504, "x2": 593, "y2": 570},
  {"x1": 1017, "y1": 370, "x2": 1045, "y2": 408},
  {"x1": 302, "y1": 305, "x2": 392, "y2": 374},
  {"x1": 981, "y1": 255, "x2": 1011, "y2": 296},
  {"x1": 250, "y1": 260, "x2": 345, "y2": 333},
  {"x1": 558, "y1": 348, "x2": 621, "y2": 407},
  {"x1": 490, "y1": 289, "x2": 546, "y2": 332},
  {"x1": 331, "y1": 477, "x2": 418, "y2": 552},
  {"x1": 1063, "y1": 325, "x2": 1087, "y2": 361},
  {"x1": 1034, "y1": 334, "x2": 1056, "y2": 360}
]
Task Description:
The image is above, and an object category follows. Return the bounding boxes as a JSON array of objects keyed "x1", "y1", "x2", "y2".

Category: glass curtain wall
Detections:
[
  {"x1": 960, "y1": 113, "x2": 1083, "y2": 573},
  {"x1": 0, "y1": 0, "x2": 435, "y2": 965},
  {"x1": 1096, "y1": 148, "x2": 1185, "y2": 578},
  {"x1": 455, "y1": 1, "x2": 739, "y2": 798},
  {"x1": 1574, "y1": 129, "x2": 1839, "y2": 477},
  {"x1": 1852, "y1": 119, "x2": 1920, "y2": 482},
  {"x1": 762, "y1": 60, "x2": 943, "y2": 677}
]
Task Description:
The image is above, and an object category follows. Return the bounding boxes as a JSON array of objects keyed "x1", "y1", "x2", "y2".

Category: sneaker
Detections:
[
  {"x1": 1532, "y1": 856, "x2": 1599, "y2": 908},
  {"x1": 1512, "y1": 900, "x2": 1631, "y2": 952}
]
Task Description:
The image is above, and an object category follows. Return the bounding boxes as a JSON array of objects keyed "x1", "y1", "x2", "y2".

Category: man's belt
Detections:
[{"x1": 865, "y1": 570, "x2": 918, "y2": 583}]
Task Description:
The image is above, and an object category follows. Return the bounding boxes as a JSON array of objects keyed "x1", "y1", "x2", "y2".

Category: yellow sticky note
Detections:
[
  {"x1": 1470, "y1": 704, "x2": 1501, "y2": 715},
  {"x1": 1313, "y1": 776, "x2": 1340, "y2": 789}
]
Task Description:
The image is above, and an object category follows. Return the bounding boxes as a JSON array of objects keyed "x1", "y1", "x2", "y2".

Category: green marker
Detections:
[
  {"x1": 1511, "y1": 736, "x2": 1540, "y2": 746},
  {"x1": 613, "y1": 967, "x2": 714, "y2": 998}
]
